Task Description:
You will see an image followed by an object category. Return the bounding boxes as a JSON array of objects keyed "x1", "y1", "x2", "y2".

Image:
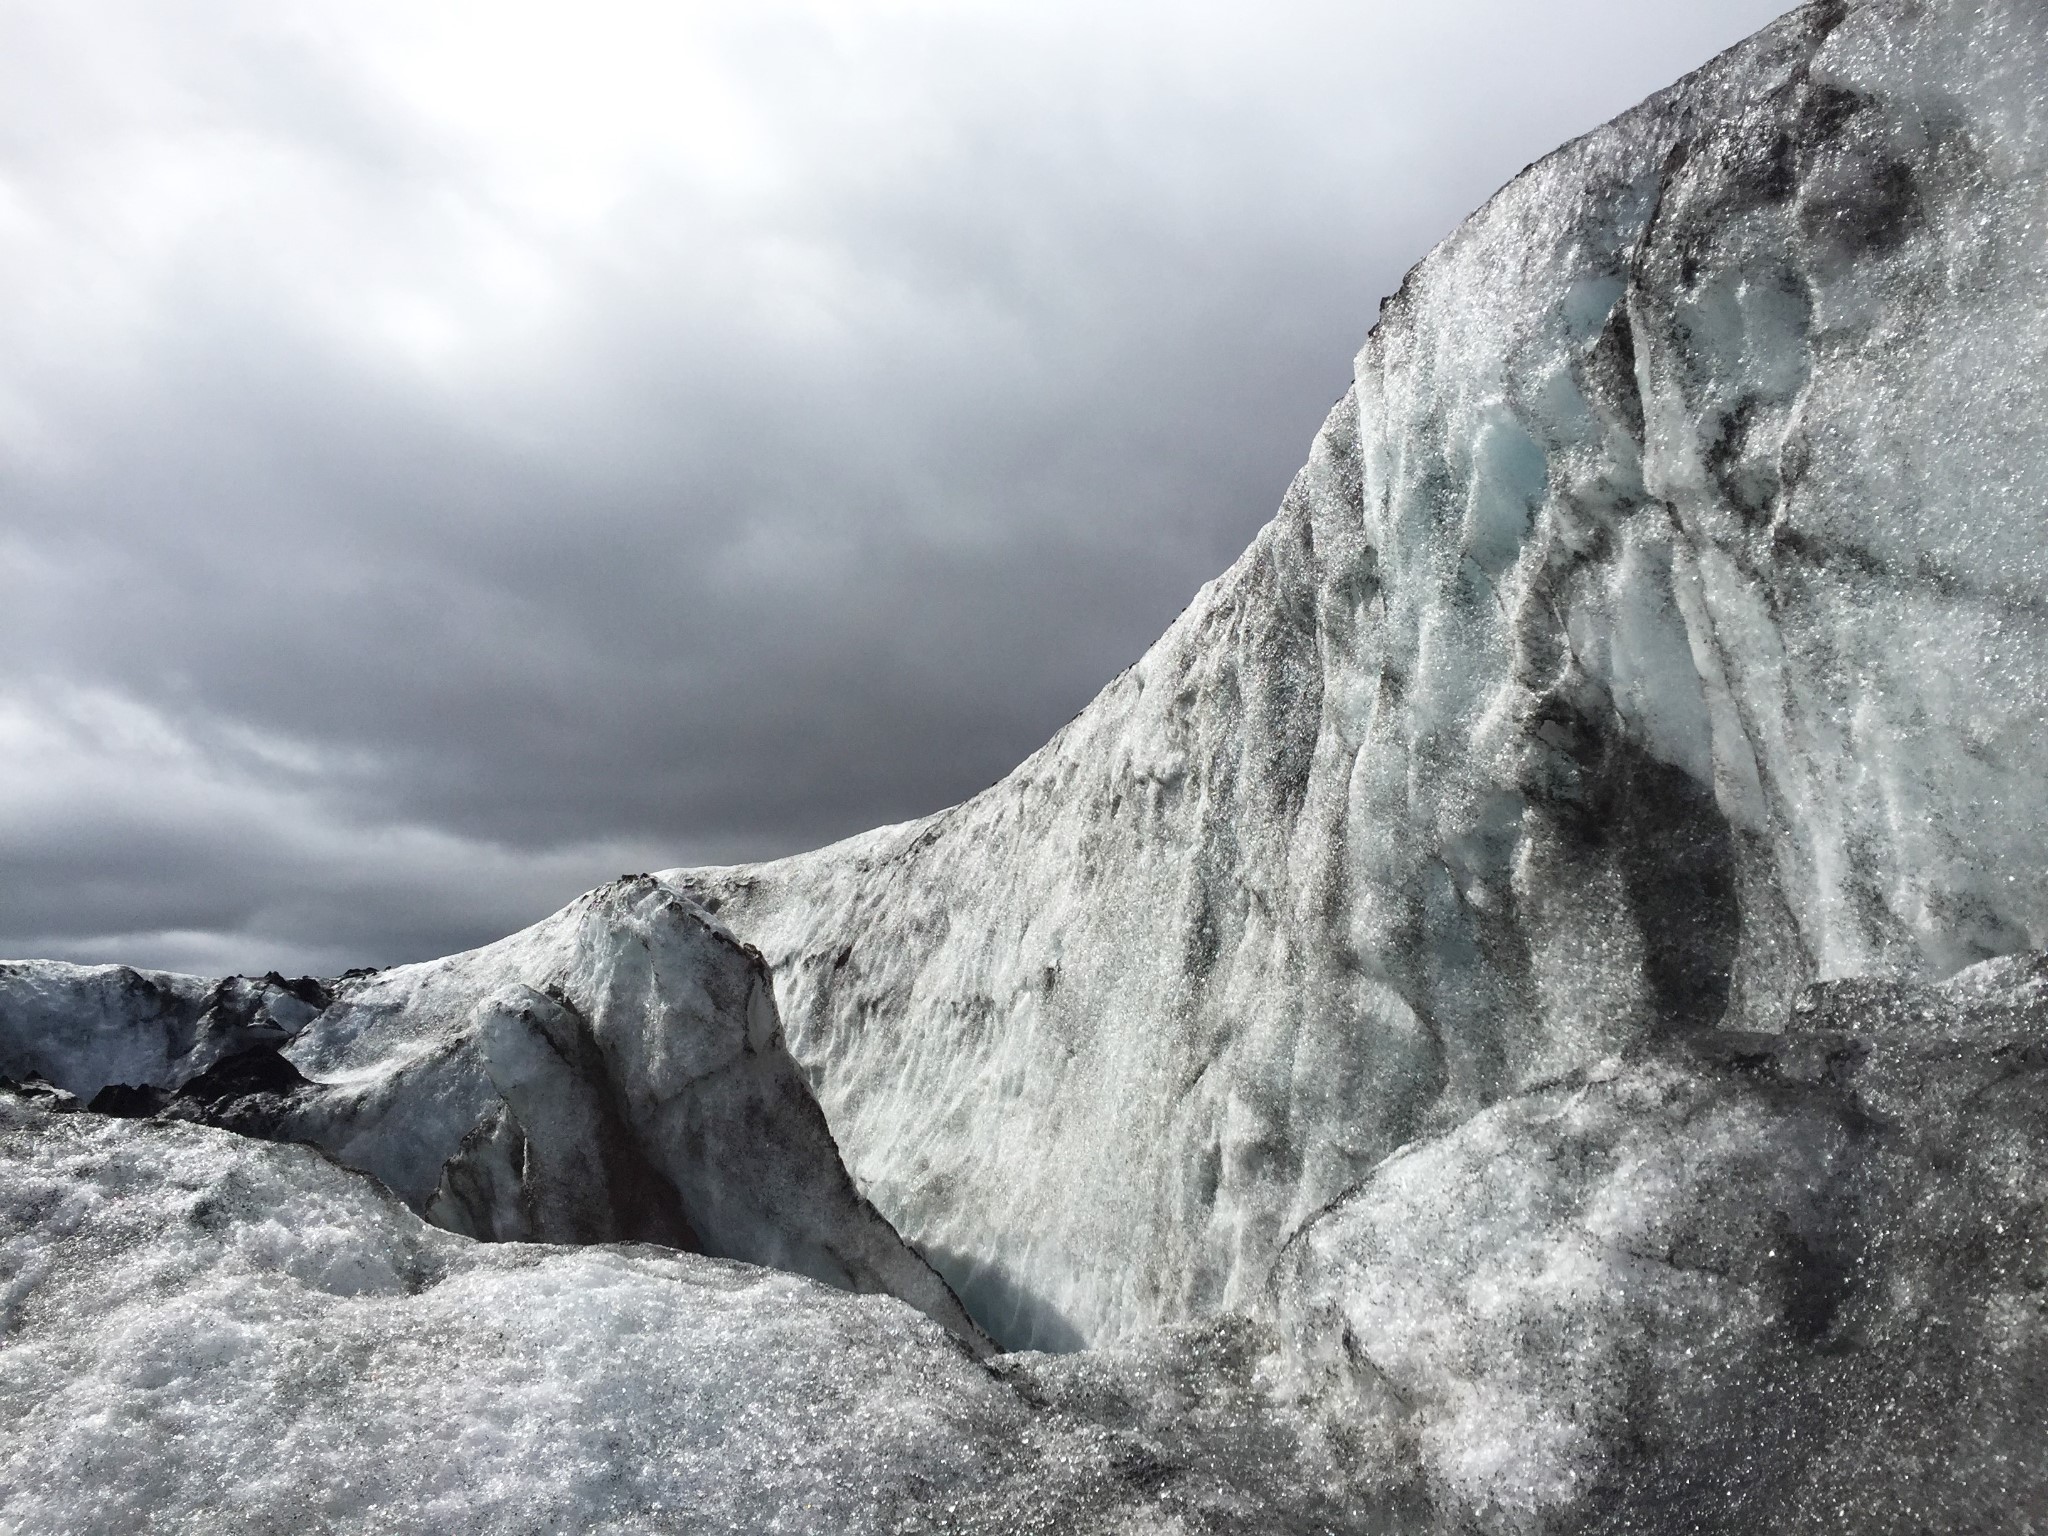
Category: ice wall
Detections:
[{"x1": 673, "y1": 0, "x2": 2048, "y2": 1350}]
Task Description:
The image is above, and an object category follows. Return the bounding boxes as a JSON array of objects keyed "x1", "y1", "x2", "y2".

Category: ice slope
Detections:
[
  {"x1": 0, "y1": 878, "x2": 982, "y2": 1346},
  {"x1": 670, "y1": 0, "x2": 2048, "y2": 1351}
]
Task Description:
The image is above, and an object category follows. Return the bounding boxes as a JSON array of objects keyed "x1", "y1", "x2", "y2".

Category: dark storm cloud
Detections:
[{"x1": 0, "y1": 0, "x2": 1795, "y2": 974}]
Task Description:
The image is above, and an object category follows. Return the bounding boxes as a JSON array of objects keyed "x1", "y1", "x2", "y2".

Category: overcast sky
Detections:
[{"x1": 1, "y1": 0, "x2": 1794, "y2": 977}]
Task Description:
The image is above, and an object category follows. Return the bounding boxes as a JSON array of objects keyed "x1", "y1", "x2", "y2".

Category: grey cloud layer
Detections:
[{"x1": 0, "y1": 0, "x2": 1792, "y2": 975}]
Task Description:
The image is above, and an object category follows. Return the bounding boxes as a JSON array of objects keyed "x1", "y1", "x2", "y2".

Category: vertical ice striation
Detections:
[{"x1": 671, "y1": 0, "x2": 2048, "y2": 1350}]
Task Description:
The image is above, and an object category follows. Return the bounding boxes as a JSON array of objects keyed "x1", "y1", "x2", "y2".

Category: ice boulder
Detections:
[
  {"x1": 0, "y1": 878, "x2": 984, "y2": 1347},
  {"x1": 1267, "y1": 951, "x2": 2048, "y2": 1531}
]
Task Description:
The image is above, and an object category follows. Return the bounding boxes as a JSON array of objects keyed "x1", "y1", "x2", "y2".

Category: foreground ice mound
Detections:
[
  {"x1": 674, "y1": 0, "x2": 2048, "y2": 1351},
  {"x1": 0, "y1": 1090, "x2": 1388, "y2": 1535},
  {"x1": 0, "y1": 878, "x2": 982, "y2": 1346},
  {"x1": 1269, "y1": 952, "x2": 2048, "y2": 1529}
]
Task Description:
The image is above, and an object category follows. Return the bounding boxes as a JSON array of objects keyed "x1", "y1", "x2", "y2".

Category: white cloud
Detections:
[{"x1": 0, "y1": 680, "x2": 687, "y2": 973}]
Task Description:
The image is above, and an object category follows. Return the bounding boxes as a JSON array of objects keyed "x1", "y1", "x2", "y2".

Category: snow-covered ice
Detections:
[{"x1": 0, "y1": 1089, "x2": 1394, "y2": 1534}]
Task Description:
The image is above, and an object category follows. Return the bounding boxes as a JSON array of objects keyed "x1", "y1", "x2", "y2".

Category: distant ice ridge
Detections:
[
  {"x1": 671, "y1": 0, "x2": 2048, "y2": 1352},
  {"x1": 0, "y1": 876, "x2": 984, "y2": 1348}
]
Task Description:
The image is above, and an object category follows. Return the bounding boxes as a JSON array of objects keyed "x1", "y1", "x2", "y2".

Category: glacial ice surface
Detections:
[
  {"x1": 1269, "y1": 953, "x2": 2048, "y2": 1530},
  {"x1": 4, "y1": 1, "x2": 2047, "y2": 1531},
  {"x1": 5, "y1": 955, "x2": 2043, "y2": 1532}
]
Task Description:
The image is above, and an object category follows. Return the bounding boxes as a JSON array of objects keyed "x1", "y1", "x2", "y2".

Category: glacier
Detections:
[
  {"x1": 4, "y1": 0, "x2": 2047, "y2": 1530},
  {"x1": 674, "y1": 0, "x2": 2048, "y2": 1353}
]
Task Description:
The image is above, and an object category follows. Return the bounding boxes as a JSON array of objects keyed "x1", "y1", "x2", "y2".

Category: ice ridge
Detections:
[
  {"x1": 670, "y1": 0, "x2": 2048, "y2": 1352},
  {"x1": 0, "y1": 877, "x2": 986, "y2": 1349}
]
